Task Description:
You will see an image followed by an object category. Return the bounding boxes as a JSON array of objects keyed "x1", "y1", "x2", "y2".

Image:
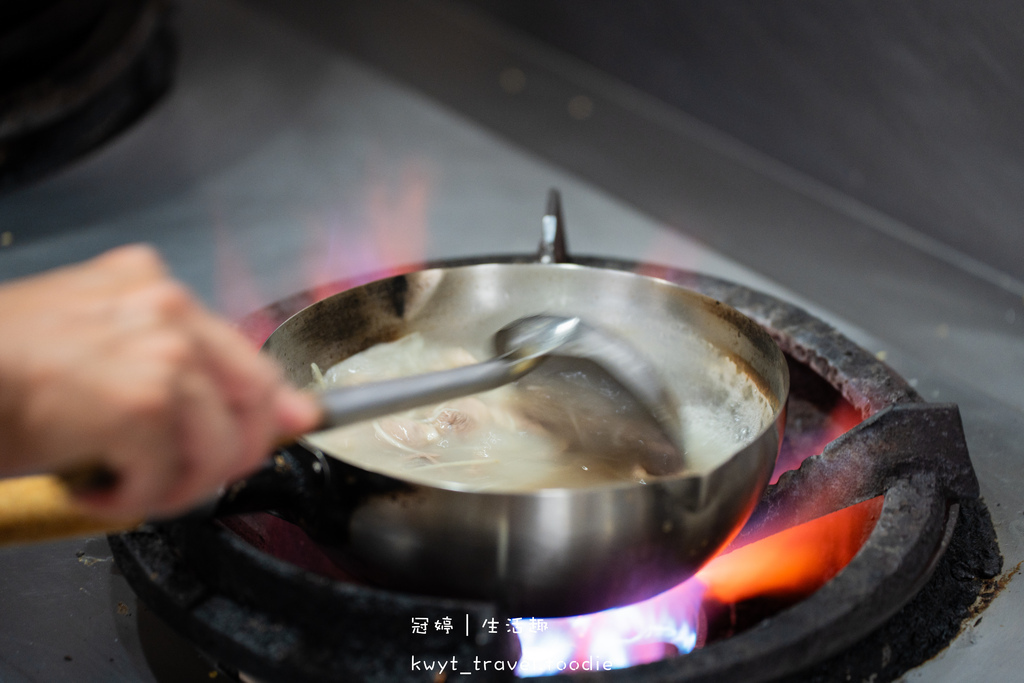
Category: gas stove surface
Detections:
[{"x1": 0, "y1": 1, "x2": 1021, "y2": 682}]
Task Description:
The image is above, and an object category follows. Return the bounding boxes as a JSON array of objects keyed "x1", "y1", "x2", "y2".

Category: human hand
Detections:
[{"x1": 0, "y1": 245, "x2": 322, "y2": 518}]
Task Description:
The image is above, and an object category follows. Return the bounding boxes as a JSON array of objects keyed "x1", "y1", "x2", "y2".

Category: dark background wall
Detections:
[{"x1": 462, "y1": 0, "x2": 1024, "y2": 282}]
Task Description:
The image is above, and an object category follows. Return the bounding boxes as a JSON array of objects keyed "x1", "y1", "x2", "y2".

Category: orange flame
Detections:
[
  {"x1": 697, "y1": 496, "x2": 884, "y2": 605},
  {"x1": 302, "y1": 157, "x2": 436, "y2": 304},
  {"x1": 771, "y1": 398, "x2": 862, "y2": 484},
  {"x1": 516, "y1": 496, "x2": 883, "y2": 676},
  {"x1": 214, "y1": 156, "x2": 436, "y2": 344}
]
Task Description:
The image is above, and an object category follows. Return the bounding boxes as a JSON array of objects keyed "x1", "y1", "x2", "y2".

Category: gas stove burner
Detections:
[
  {"x1": 0, "y1": 0, "x2": 176, "y2": 192},
  {"x1": 108, "y1": 196, "x2": 1000, "y2": 682},
  {"x1": 109, "y1": 268, "x2": 999, "y2": 682}
]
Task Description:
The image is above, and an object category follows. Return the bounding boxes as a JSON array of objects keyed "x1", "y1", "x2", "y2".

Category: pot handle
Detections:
[
  {"x1": 0, "y1": 474, "x2": 141, "y2": 546},
  {"x1": 0, "y1": 447, "x2": 327, "y2": 547},
  {"x1": 537, "y1": 188, "x2": 570, "y2": 264}
]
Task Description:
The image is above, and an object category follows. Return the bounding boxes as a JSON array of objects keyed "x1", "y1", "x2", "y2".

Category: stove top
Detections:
[
  {"x1": 1, "y1": 1, "x2": 1021, "y2": 681},
  {"x1": 104, "y1": 254, "x2": 995, "y2": 682}
]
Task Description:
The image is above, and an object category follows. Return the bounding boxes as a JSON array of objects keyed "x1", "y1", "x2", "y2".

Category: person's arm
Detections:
[{"x1": 0, "y1": 244, "x2": 321, "y2": 518}]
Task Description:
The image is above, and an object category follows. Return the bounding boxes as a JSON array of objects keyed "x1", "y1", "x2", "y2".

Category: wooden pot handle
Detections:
[{"x1": 0, "y1": 474, "x2": 140, "y2": 546}]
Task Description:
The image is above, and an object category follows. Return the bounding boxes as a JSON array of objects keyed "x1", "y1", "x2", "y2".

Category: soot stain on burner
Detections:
[
  {"x1": 776, "y1": 496, "x2": 1002, "y2": 683},
  {"x1": 964, "y1": 557, "x2": 1020, "y2": 633}
]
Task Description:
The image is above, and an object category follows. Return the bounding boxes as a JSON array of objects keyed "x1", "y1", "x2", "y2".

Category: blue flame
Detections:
[{"x1": 515, "y1": 577, "x2": 705, "y2": 677}]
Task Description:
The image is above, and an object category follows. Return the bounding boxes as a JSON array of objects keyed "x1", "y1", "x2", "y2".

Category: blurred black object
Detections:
[{"x1": 0, "y1": 0, "x2": 176, "y2": 192}]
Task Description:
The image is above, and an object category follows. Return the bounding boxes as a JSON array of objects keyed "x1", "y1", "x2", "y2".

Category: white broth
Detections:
[{"x1": 305, "y1": 332, "x2": 773, "y2": 491}]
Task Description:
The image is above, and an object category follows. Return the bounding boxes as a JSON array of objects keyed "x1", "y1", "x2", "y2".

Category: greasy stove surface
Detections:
[{"x1": 0, "y1": 1, "x2": 1021, "y2": 682}]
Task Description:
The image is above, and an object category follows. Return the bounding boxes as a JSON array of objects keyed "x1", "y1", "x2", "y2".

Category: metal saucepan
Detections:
[
  {"x1": 0, "y1": 194, "x2": 788, "y2": 618},
  {"x1": 254, "y1": 245, "x2": 788, "y2": 616}
]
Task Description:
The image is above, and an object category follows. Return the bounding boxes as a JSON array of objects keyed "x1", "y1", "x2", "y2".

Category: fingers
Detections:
[
  {"x1": 90, "y1": 244, "x2": 170, "y2": 284},
  {"x1": 181, "y1": 305, "x2": 321, "y2": 478},
  {"x1": 272, "y1": 386, "x2": 323, "y2": 441},
  {"x1": 190, "y1": 306, "x2": 319, "y2": 433},
  {"x1": 54, "y1": 245, "x2": 170, "y2": 302},
  {"x1": 154, "y1": 368, "x2": 243, "y2": 515},
  {"x1": 52, "y1": 247, "x2": 320, "y2": 518},
  {"x1": 71, "y1": 344, "x2": 193, "y2": 516}
]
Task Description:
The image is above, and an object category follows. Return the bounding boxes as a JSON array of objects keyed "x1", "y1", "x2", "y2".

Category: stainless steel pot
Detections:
[{"x1": 261, "y1": 198, "x2": 789, "y2": 617}]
